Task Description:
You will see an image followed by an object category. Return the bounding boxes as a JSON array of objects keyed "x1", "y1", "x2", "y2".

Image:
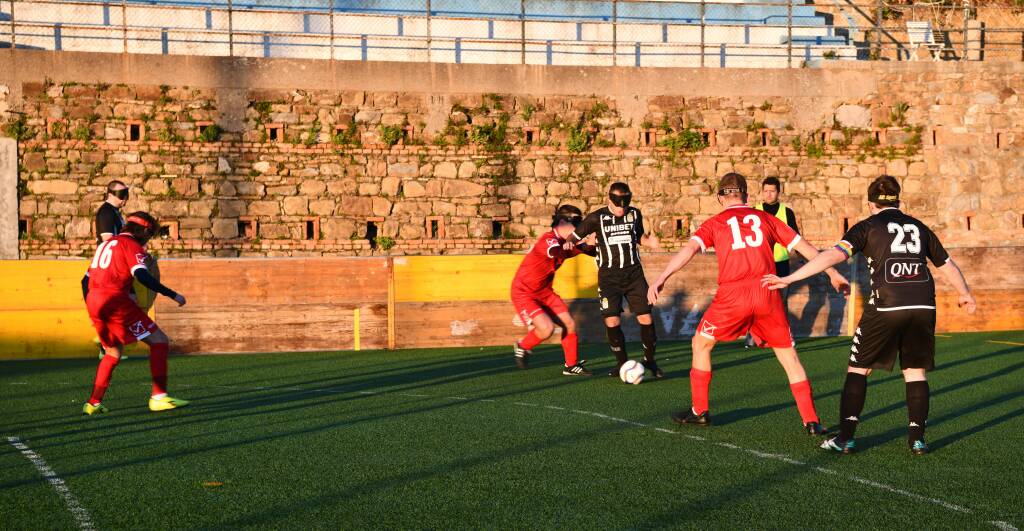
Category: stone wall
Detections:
[{"x1": 1, "y1": 51, "x2": 1023, "y2": 258}]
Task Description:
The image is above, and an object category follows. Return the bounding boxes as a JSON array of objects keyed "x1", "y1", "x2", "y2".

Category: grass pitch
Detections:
[{"x1": 2, "y1": 332, "x2": 1023, "y2": 530}]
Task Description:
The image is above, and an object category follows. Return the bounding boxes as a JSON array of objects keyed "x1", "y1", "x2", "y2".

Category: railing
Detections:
[{"x1": 0, "y1": 0, "x2": 1020, "y2": 66}]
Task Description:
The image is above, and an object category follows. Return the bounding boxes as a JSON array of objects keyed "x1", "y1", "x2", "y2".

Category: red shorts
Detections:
[
  {"x1": 86, "y1": 292, "x2": 158, "y2": 348},
  {"x1": 511, "y1": 287, "x2": 569, "y2": 326},
  {"x1": 697, "y1": 282, "x2": 793, "y2": 348}
]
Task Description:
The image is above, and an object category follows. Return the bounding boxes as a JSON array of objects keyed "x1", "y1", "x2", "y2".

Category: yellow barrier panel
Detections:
[
  {"x1": 392, "y1": 254, "x2": 599, "y2": 303},
  {"x1": 0, "y1": 260, "x2": 146, "y2": 359}
]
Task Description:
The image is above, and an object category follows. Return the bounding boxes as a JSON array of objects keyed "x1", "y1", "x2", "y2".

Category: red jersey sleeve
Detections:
[
  {"x1": 764, "y1": 213, "x2": 801, "y2": 253},
  {"x1": 691, "y1": 219, "x2": 715, "y2": 253},
  {"x1": 117, "y1": 237, "x2": 149, "y2": 276}
]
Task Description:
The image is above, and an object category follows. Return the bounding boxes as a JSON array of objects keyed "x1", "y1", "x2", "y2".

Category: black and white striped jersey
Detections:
[{"x1": 573, "y1": 206, "x2": 645, "y2": 270}]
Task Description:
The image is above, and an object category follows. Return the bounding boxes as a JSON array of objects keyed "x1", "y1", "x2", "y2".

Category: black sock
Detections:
[
  {"x1": 906, "y1": 380, "x2": 930, "y2": 444},
  {"x1": 605, "y1": 325, "x2": 627, "y2": 366},
  {"x1": 640, "y1": 323, "x2": 657, "y2": 365},
  {"x1": 839, "y1": 372, "x2": 868, "y2": 441}
]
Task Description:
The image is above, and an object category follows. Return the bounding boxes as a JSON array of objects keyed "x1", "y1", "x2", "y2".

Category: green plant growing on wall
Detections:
[
  {"x1": 252, "y1": 101, "x2": 273, "y2": 117},
  {"x1": 3, "y1": 115, "x2": 35, "y2": 141},
  {"x1": 380, "y1": 125, "x2": 403, "y2": 147},
  {"x1": 304, "y1": 119, "x2": 322, "y2": 146},
  {"x1": 469, "y1": 114, "x2": 511, "y2": 152},
  {"x1": 157, "y1": 118, "x2": 183, "y2": 143},
  {"x1": 746, "y1": 121, "x2": 768, "y2": 132},
  {"x1": 520, "y1": 103, "x2": 535, "y2": 122},
  {"x1": 805, "y1": 142, "x2": 826, "y2": 158},
  {"x1": 890, "y1": 102, "x2": 910, "y2": 127},
  {"x1": 376, "y1": 236, "x2": 396, "y2": 251},
  {"x1": 566, "y1": 125, "x2": 590, "y2": 154},
  {"x1": 657, "y1": 128, "x2": 708, "y2": 154},
  {"x1": 331, "y1": 123, "x2": 360, "y2": 147},
  {"x1": 197, "y1": 123, "x2": 222, "y2": 143},
  {"x1": 483, "y1": 93, "x2": 504, "y2": 110},
  {"x1": 760, "y1": 101, "x2": 773, "y2": 111}
]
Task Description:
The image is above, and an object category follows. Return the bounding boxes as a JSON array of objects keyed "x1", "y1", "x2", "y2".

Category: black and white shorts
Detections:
[
  {"x1": 597, "y1": 266, "x2": 652, "y2": 318},
  {"x1": 850, "y1": 306, "x2": 936, "y2": 371}
]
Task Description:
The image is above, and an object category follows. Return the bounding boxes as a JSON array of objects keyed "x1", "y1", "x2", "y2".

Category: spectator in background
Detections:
[
  {"x1": 96, "y1": 180, "x2": 129, "y2": 243},
  {"x1": 747, "y1": 176, "x2": 801, "y2": 348}
]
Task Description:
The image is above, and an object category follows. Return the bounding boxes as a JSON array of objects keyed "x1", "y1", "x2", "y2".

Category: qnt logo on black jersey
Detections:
[{"x1": 884, "y1": 258, "x2": 931, "y2": 284}]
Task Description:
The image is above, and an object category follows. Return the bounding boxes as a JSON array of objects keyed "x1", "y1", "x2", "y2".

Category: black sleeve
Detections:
[
  {"x1": 81, "y1": 274, "x2": 90, "y2": 301},
  {"x1": 924, "y1": 225, "x2": 950, "y2": 267},
  {"x1": 572, "y1": 211, "x2": 601, "y2": 240},
  {"x1": 839, "y1": 220, "x2": 870, "y2": 257},
  {"x1": 132, "y1": 268, "x2": 178, "y2": 299},
  {"x1": 95, "y1": 207, "x2": 118, "y2": 238},
  {"x1": 786, "y1": 207, "x2": 799, "y2": 234},
  {"x1": 634, "y1": 209, "x2": 645, "y2": 236},
  {"x1": 577, "y1": 243, "x2": 598, "y2": 257}
]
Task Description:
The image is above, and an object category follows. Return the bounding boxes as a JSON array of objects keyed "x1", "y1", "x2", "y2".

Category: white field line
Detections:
[
  {"x1": 7, "y1": 436, "x2": 95, "y2": 531},
  {"x1": 987, "y1": 340, "x2": 1024, "y2": 347},
  {"x1": 375, "y1": 388, "x2": 1009, "y2": 529},
  {"x1": 173, "y1": 382, "x2": 1014, "y2": 530}
]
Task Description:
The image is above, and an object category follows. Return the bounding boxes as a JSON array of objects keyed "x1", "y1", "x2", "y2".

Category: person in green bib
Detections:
[
  {"x1": 746, "y1": 176, "x2": 800, "y2": 348},
  {"x1": 754, "y1": 176, "x2": 800, "y2": 278}
]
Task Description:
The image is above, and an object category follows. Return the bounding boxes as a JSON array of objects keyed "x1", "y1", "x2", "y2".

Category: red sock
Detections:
[
  {"x1": 790, "y1": 379, "x2": 819, "y2": 424},
  {"x1": 519, "y1": 329, "x2": 543, "y2": 351},
  {"x1": 690, "y1": 368, "x2": 713, "y2": 414},
  {"x1": 149, "y1": 342, "x2": 169, "y2": 397},
  {"x1": 89, "y1": 354, "x2": 120, "y2": 404},
  {"x1": 561, "y1": 332, "x2": 578, "y2": 366}
]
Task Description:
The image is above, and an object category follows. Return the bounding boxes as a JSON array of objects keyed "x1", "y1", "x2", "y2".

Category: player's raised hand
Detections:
[
  {"x1": 173, "y1": 293, "x2": 187, "y2": 307},
  {"x1": 647, "y1": 282, "x2": 664, "y2": 305},
  {"x1": 958, "y1": 293, "x2": 977, "y2": 314},
  {"x1": 761, "y1": 274, "x2": 789, "y2": 291},
  {"x1": 831, "y1": 275, "x2": 851, "y2": 297}
]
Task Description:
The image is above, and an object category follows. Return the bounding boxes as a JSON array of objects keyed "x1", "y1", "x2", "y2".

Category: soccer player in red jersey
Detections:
[
  {"x1": 648, "y1": 173, "x2": 850, "y2": 434},
  {"x1": 512, "y1": 205, "x2": 596, "y2": 376},
  {"x1": 81, "y1": 211, "x2": 190, "y2": 415}
]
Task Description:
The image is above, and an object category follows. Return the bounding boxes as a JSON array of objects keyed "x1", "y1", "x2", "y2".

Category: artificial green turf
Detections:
[{"x1": 1, "y1": 332, "x2": 1022, "y2": 530}]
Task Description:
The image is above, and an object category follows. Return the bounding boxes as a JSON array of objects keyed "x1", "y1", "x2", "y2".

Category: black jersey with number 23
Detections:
[
  {"x1": 573, "y1": 206, "x2": 644, "y2": 270},
  {"x1": 838, "y1": 208, "x2": 949, "y2": 311}
]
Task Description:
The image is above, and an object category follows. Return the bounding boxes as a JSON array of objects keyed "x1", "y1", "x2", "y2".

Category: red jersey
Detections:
[
  {"x1": 511, "y1": 231, "x2": 584, "y2": 293},
  {"x1": 691, "y1": 205, "x2": 800, "y2": 285},
  {"x1": 87, "y1": 233, "x2": 149, "y2": 294}
]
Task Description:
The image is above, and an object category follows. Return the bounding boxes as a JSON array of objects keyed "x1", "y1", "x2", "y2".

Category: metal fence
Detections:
[{"x1": 0, "y1": 0, "x2": 1021, "y2": 67}]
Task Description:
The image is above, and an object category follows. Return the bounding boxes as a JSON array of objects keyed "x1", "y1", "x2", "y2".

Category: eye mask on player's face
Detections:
[
  {"x1": 609, "y1": 192, "x2": 632, "y2": 208},
  {"x1": 110, "y1": 188, "x2": 129, "y2": 200}
]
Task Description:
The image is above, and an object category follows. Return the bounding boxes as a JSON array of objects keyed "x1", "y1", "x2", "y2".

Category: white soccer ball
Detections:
[{"x1": 619, "y1": 360, "x2": 645, "y2": 385}]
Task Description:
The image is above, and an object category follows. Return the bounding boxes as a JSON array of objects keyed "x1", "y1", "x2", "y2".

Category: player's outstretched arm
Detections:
[
  {"x1": 763, "y1": 247, "x2": 847, "y2": 291},
  {"x1": 132, "y1": 268, "x2": 187, "y2": 306},
  {"x1": 647, "y1": 239, "x2": 701, "y2": 305},
  {"x1": 938, "y1": 258, "x2": 976, "y2": 314},
  {"x1": 790, "y1": 239, "x2": 850, "y2": 295}
]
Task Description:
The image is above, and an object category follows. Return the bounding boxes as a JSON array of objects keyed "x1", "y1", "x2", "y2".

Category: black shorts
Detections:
[
  {"x1": 597, "y1": 266, "x2": 651, "y2": 318},
  {"x1": 850, "y1": 306, "x2": 936, "y2": 371},
  {"x1": 774, "y1": 260, "x2": 791, "y2": 277}
]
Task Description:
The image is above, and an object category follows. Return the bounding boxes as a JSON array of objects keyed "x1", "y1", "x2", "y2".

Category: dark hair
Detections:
[
  {"x1": 552, "y1": 204, "x2": 583, "y2": 227},
  {"x1": 609, "y1": 182, "x2": 631, "y2": 195},
  {"x1": 123, "y1": 211, "x2": 158, "y2": 243},
  {"x1": 761, "y1": 176, "x2": 781, "y2": 191},
  {"x1": 718, "y1": 172, "x2": 748, "y2": 200},
  {"x1": 868, "y1": 175, "x2": 901, "y2": 207}
]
